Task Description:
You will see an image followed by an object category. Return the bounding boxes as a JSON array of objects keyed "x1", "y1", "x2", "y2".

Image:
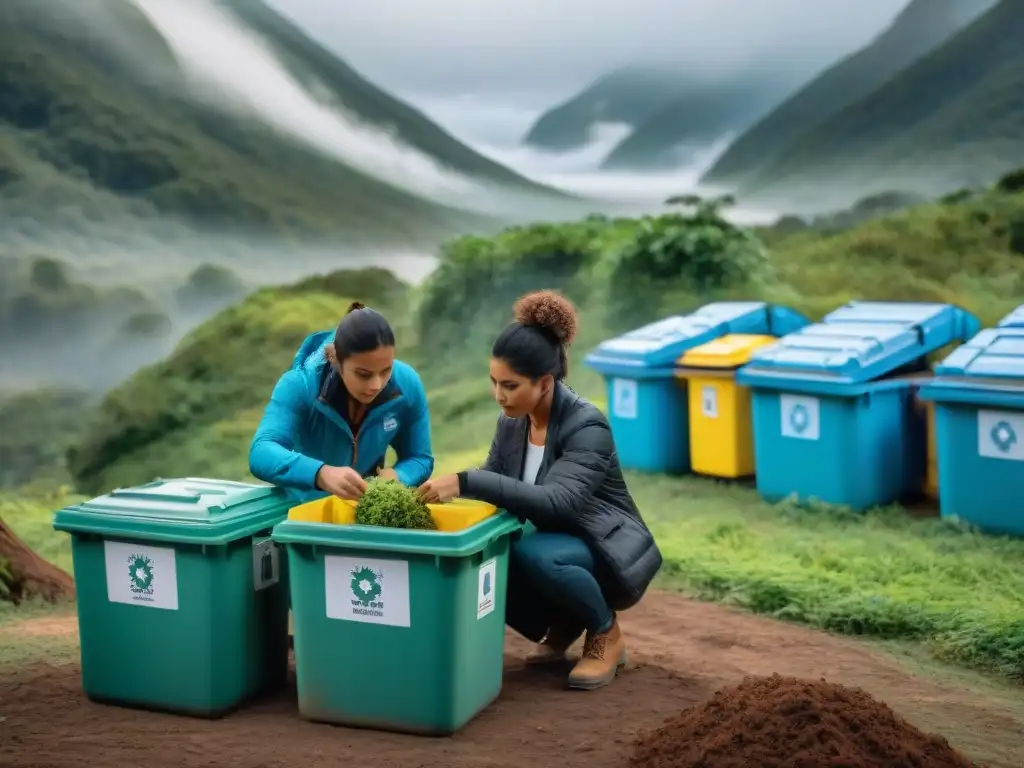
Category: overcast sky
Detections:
[{"x1": 267, "y1": 0, "x2": 910, "y2": 105}]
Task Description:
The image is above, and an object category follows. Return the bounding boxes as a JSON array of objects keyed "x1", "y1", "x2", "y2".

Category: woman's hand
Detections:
[
  {"x1": 416, "y1": 474, "x2": 460, "y2": 504},
  {"x1": 316, "y1": 465, "x2": 368, "y2": 499},
  {"x1": 376, "y1": 467, "x2": 399, "y2": 482}
]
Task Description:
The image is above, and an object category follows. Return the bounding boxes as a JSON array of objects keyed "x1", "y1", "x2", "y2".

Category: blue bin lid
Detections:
[
  {"x1": 740, "y1": 301, "x2": 981, "y2": 385},
  {"x1": 934, "y1": 328, "x2": 1024, "y2": 379},
  {"x1": 53, "y1": 477, "x2": 292, "y2": 545},
  {"x1": 584, "y1": 302, "x2": 809, "y2": 372},
  {"x1": 997, "y1": 304, "x2": 1024, "y2": 329}
]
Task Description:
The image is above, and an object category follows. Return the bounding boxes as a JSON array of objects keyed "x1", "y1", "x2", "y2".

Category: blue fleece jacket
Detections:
[{"x1": 248, "y1": 331, "x2": 434, "y2": 502}]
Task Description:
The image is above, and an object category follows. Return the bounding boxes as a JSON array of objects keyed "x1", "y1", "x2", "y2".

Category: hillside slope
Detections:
[
  {"x1": 736, "y1": 0, "x2": 1024, "y2": 203},
  {"x1": 521, "y1": 67, "x2": 684, "y2": 152},
  {"x1": 64, "y1": 183, "x2": 1024, "y2": 493},
  {"x1": 701, "y1": 0, "x2": 998, "y2": 187},
  {"x1": 0, "y1": 0, "x2": 511, "y2": 247},
  {"x1": 599, "y1": 74, "x2": 796, "y2": 171}
]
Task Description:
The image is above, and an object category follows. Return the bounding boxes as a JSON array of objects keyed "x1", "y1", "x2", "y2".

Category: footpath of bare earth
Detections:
[{"x1": 1, "y1": 590, "x2": 1022, "y2": 768}]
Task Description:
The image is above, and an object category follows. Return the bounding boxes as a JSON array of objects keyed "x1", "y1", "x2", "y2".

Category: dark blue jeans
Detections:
[{"x1": 505, "y1": 530, "x2": 615, "y2": 641}]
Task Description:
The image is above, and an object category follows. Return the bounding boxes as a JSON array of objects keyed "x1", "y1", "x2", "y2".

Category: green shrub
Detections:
[
  {"x1": 995, "y1": 166, "x2": 1024, "y2": 194},
  {"x1": 605, "y1": 197, "x2": 769, "y2": 328},
  {"x1": 355, "y1": 477, "x2": 435, "y2": 530},
  {"x1": 415, "y1": 219, "x2": 623, "y2": 356}
]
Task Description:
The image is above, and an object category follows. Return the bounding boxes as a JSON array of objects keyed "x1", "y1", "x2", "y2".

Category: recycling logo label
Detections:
[
  {"x1": 350, "y1": 566, "x2": 384, "y2": 613},
  {"x1": 128, "y1": 554, "x2": 155, "y2": 596},
  {"x1": 324, "y1": 555, "x2": 411, "y2": 626},
  {"x1": 780, "y1": 395, "x2": 820, "y2": 441},
  {"x1": 978, "y1": 410, "x2": 1024, "y2": 462},
  {"x1": 103, "y1": 541, "x2": 179, "y2": 610}
]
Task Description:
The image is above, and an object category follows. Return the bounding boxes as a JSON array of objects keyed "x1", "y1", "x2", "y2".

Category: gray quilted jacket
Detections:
[{"x1": 459, "y1": 382, "x2": 662, "y2": 610}]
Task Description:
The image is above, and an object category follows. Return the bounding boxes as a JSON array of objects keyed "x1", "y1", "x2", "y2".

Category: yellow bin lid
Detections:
[{"x1": 677, "y1": 334, "x2": 778, "y2": 370}]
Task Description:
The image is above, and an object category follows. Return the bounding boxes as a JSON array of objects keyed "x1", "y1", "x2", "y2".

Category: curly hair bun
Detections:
[{"x1": 513, "y1": 290, "x2": 578, "y2": 344}]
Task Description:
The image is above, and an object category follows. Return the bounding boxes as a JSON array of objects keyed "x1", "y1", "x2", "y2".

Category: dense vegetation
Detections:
[
  {"x1": 4, "y1": 182, "x2": 1024, "y2": 680},
  {"x1": 0, "y1": 0, "x2": 515, "y2": 247},
  {"x1": 701, "y1": 0, "x2": 999, "y2": 189},
  {"x1": 735, "y1": 0, "x2": 1024, "y2": 203}
]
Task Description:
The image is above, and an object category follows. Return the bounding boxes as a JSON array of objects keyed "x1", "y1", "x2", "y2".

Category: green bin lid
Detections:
[
  {"x1": 271, "y1": 510, "x2": 523, "y2": 559},
  {"x1": 53, "y1": 477, "x2": 292, "y2": 546}
]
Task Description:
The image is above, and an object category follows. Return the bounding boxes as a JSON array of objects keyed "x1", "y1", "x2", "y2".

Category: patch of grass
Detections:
[{"x1": 635, "y1": 475, "x2": 1024, "y2": 681}]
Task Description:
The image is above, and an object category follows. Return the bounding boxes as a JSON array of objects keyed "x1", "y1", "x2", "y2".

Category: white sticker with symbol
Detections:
[
  {"x1": 780, "y1": 394, "x2": 820, "y2": 441},
  {"x1": 477, "y1": 558, "x2": 497, "y2": 619},
  {"x1": 325, "y1": 555, "x2": 410, "y2": 627},
  {"x1": 104, "y1": 541, "x2": 179, "y2": 611},
  {"x1": 978, "y1": 409, "x2": 1024, "y2": 461},
  {"x1": 612, "y1": 378, "x2": 638, "y2": 420},
  {"x1": 701, "y1": 385, "x2": 718, "y2": 418},
  {"x1": 252, "y1": 537, "x2": 280, "y2": 591}
]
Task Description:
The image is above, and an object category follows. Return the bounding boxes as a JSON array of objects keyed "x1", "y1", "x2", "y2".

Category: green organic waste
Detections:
[{"x1": 355, "y1": 477, "x2": 436, "y2": 530}]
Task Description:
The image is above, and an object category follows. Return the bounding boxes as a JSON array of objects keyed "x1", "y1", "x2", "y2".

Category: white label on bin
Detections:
[
  {"x1": 252, "y1": 537, "x2": 279, "y2": 591},
  {"x1": 612, "y1": 378, "x2": 638, "y2": 420},
  {"x1": 104, "y1": 541, "x2": 179, "y2": 611},
  {"x1": 701, "y1": 385, "x2": 718, "y2": 418},
  {"x1": 978, "y1": 409, "x2": 1024, "y2": 461},
  {"x1": 324, "y1": 555, "x2": 410, "y2": 627},
  {"x1": 780, "y1": 395, "x2": 820, "y2": 441},
  {"x1": 477, "y1": 558, "x2": 497, "y2": 619}
]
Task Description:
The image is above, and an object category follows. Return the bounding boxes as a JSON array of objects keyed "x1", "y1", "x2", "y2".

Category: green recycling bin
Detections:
[
  {"x1": 271, "y1": 510, "x2": 523, "y2": 735},
  {"x1": 52, "y1": 477, "x2": 293, "y2": 718}
]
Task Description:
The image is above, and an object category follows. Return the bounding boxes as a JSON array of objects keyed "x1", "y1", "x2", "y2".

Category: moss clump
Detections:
[{"x1": 355, "y1": 477, "x2": 436, "y2": 530}]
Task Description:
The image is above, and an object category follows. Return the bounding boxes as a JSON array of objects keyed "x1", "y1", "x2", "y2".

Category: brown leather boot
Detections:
[
  {"x1": 524, "y1": 623, "x2": 584, "y2": 665},
  {"x1": 567, "y1": 616, "x2": 627, "y2": 690}
]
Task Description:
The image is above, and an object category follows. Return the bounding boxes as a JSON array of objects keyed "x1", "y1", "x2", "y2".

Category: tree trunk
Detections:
[{"x1": 0, "y1": 516, "x2": 75, "y2": 604}]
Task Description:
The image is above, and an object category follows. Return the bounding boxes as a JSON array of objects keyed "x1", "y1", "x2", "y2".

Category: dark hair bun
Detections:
[
  {"x1": 346, "y1": 301, "x2": 367, "y2": 314},
  {"x1": 513, "y1": 290, "x2": 578, "y2": 344}
]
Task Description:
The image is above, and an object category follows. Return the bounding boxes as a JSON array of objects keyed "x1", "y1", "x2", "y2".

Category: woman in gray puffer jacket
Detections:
[{"x1": 417, "y1": 290, "x2": 662, "y2": 691}]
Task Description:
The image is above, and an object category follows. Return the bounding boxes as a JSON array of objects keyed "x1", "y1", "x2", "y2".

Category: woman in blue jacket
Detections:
[{"x1": 249, "y1": 302, "x2": 434, "y2": 502}]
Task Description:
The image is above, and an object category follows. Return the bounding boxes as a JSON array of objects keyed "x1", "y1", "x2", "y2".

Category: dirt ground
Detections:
[{"x1": 1, "y1": 591, "x2": 1022, "y2": 768}]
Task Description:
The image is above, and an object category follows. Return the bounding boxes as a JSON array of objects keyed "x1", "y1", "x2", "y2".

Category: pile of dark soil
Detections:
[{"x1": 629, "y1": 674, "x2": 977, "y2": 768}]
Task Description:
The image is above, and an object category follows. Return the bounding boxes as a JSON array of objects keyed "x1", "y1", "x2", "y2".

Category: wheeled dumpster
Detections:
[
  {"x1": 918, "y1": 305, "x2": 1024, "y2": 535},
  {"x1": 736, "y1": 301, "x2": 980, "y2": 510},
  {"x1": 583, "y1": 302, "x2": 808, "y2": 474},
  {"x1": 52, "y1": 477, "x2": 292, "y2": 717}
]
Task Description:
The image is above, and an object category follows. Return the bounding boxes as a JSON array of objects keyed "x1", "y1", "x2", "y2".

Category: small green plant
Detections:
[{"x1": 355, "y1": 477, "x2": 436, "y2": 530}]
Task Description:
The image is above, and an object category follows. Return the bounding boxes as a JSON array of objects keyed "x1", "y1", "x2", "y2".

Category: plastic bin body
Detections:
[
  {"x1": 737, "y1": 301, "x2": 980, "y2": 510},
  {"x1": 918, "y1": 319, "x2": 1024, "y2": 535},
  {"x1": 677, "y1": 334, "x2": 777, "y2": 478},
  {"x1": 52, "y1": 478, "x2": 292, "y2": 717},
  {"x1": 750, "y1": 383, "x2": 924, "y2": 509},
  {"x1": 584, "y1": 302, "x2": 808, "y2": 474},
  {"x1": 272, "y1": 512, "x2": 522, "y2": 735}
]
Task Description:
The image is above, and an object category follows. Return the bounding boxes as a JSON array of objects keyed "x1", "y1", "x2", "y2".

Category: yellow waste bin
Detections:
[
  {"x1": 287, "y1": 495, "x2": 498, "y2": 531},
  {"x1": 676, "y1": 334, "x2": 778, "y2": 479},
  {"x1": 924, "y1": 400, "x2": 938, "y2": 500}
]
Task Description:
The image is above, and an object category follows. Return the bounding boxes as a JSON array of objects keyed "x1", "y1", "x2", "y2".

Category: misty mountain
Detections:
[
  {"x1": 598, "y1": 74, "x2": 798, "y2": 172},
  {"x1": 521, "y1": 66, "x2": 685, "y2": 152},
  {"x1": 0, "y1": 0, "x2": 558, "y2": 251},
  {"x1": 701, "y1": 0, "x2": 999, "y2": 187},
  {"x1": 734, "y1": 0, "x2": 1024, "y2": 204},
  {"x1": 219, "y1": 0, "x2": 554, "y2": 191}
]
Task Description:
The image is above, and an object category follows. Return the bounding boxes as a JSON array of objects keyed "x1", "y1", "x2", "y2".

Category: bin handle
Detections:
[{"x1": 108, "y1": 489, "x2": 203, "y2": 503}]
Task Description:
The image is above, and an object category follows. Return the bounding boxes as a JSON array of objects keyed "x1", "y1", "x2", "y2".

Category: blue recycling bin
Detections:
[
  {"x1": 584, "y1": 302, "x2": 808, "y2": 474},
  {"x1": 736, "y1": 301, "x2": 981, "y2": 511},
  {"x1": 917, "y1": 305, "x2": 1024, "y2": 536}
]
